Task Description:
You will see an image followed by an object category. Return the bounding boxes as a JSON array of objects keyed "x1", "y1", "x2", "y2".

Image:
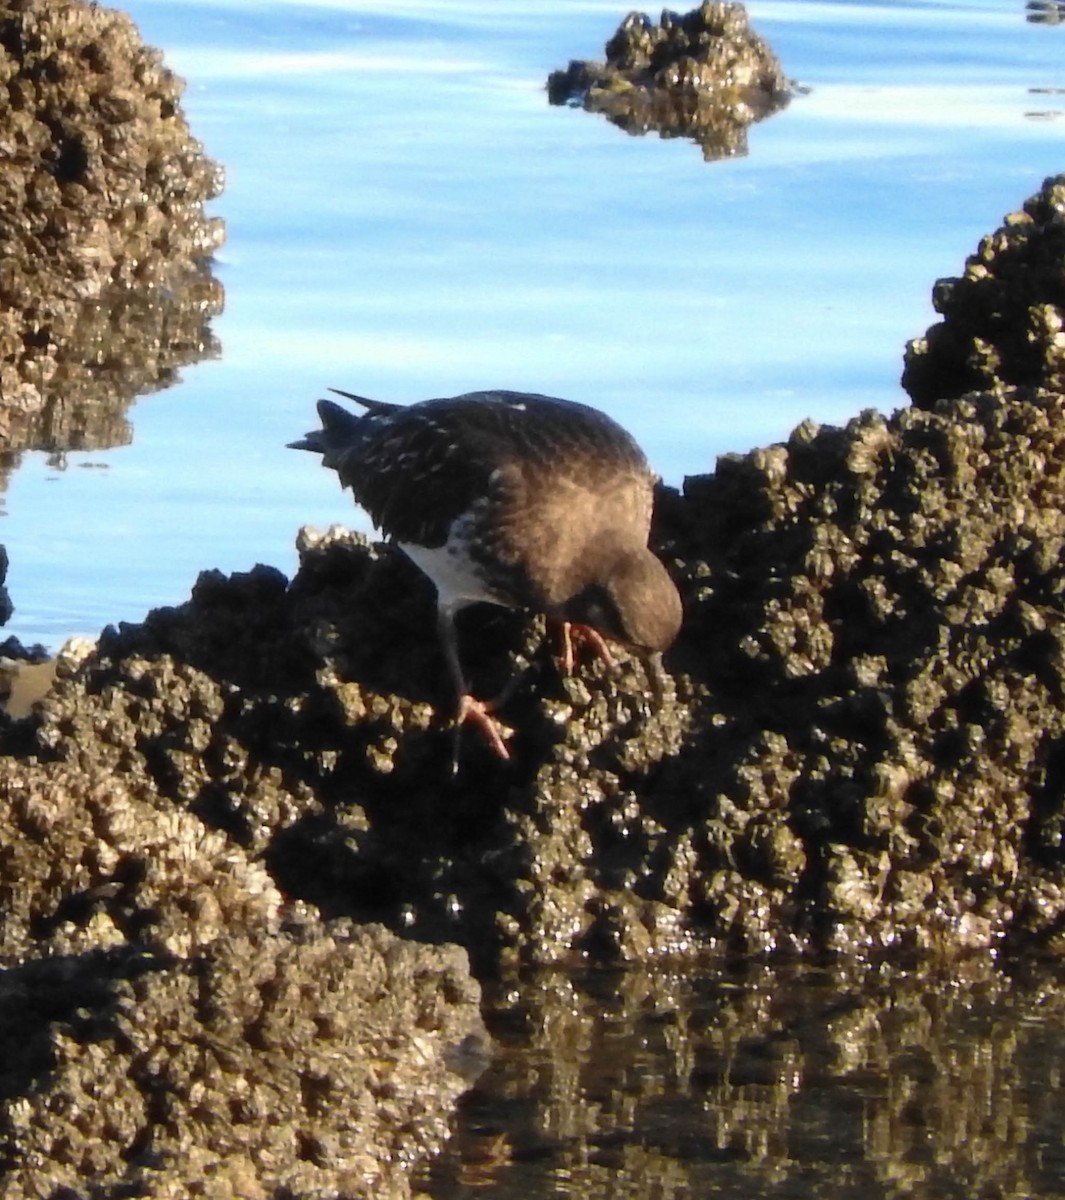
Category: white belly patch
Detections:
[{"x1": 399, "y1": 525, "x2": 511, "y2": 613}]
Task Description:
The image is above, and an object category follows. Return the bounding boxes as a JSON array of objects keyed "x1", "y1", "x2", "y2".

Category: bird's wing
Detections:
[
  {"x1": 305, "y1": 390, "x2": 654, "y2": 558},
  {"x1": 349, "y1": 402, "x2": 504, "y2": 547}
]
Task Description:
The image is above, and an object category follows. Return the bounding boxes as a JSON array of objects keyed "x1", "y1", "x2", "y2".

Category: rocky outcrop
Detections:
[
  {"x1": 17, "y1": 347, "x2": 1065, "y2": 969},
  {"x1": 547, "y1": 2, "x2": 791, "y2": 161},
  {"x1": 0, "y1": 0, "x2": 224, "y2": 457},
  {"x1": 1, "y1": 64, "x2": 1065, "y2": 1185},
  {"x1": 0, "y1": 5, "x2": 495, "y2": 1194},
  {"x1": 903, "y1": 174, "x2": 1065, "y2": 406}
]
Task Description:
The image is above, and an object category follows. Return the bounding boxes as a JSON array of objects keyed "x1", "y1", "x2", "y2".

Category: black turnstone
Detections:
[{"x1": 290, "y1": 388, "x2": 683, "y2": 759}]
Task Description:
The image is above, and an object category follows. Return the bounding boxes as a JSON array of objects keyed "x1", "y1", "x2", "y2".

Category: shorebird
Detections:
[{"x1": 290, "y1": 388, "x2": 682, "y2": 761}]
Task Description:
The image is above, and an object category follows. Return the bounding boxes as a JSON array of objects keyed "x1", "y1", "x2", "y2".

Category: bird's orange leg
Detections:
[
  {"x1": 456, "y1": 693, "x2": 511, "y2": 761},
  {"x1": 439, "y1": 606, "x2": 512, "y2": 768},
  {"x1": 556, "y1": 620, "x2": 615, "y2": 676}
]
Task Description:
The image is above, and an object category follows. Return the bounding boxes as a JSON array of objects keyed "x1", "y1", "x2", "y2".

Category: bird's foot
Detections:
[
  {"x1": 453, "y1": 692, "x2": 512, "y2": 766},
  {"x1": 557, "y1": 621, "x2": 615, "y2": 676}
]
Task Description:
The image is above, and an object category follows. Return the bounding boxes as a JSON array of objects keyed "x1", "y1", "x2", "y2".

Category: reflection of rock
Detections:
[
  {"x1": 903, "y1": 174, "x2": 1065, "y2": 407},
  {"x1": 547, "y1": 2, "x2": 792, "y2": 161},
  {"x1": 0, "y1": 0, "x2": 224, "y2": 457},
  {"x1": 1027, "y1": 0, "x2": 1065, "y2": 24},
  {"x1": 434, "y1": 961, "x2": 1065, "y2": 1197}
]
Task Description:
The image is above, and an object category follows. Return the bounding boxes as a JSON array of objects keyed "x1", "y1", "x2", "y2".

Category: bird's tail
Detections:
[
  {"x1": 288, "y1": 389, "x2": 402, "y2": 462},
  {"x1": 288, "y1": 399, "x2": 362, "y2": 457}
]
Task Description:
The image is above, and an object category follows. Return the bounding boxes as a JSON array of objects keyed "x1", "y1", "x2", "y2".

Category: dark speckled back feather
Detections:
[{"x1": 292, "y1": 389, "x2": 654, "y2": 551}]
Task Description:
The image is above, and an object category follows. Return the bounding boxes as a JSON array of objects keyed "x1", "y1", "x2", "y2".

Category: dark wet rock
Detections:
[
  {"x1": 0, "y1": 546, "x2": 12, "y2": 632},
  {"x1": 547, "y1": 2, "x2": 792, "y2": 161},
  {"x1": 0, "y1": 548, "x2": 52, "y2": 722},
  {"x1": 0, "y1": 0, "x2": 224, "y2": 460},
  {"x1": 1027, "y1": 0, "x2": 1065, "y2": 25},
  {"x1": 0, "y1": 545, "x2": 49, "y2": 711},
  {"x1": 903, "y1": 173, "x2": 1065, "y2": 406}
]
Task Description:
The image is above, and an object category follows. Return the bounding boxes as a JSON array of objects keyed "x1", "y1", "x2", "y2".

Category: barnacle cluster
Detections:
[
  {"x1": 17, "y1": 377, "x2": 1065, "y2": 974},
  {"x1": 0, "y1": 0, "x2": 224, "y2": 458},
  {"x1": 0, "y1": 755, "x2": 485, "y2": 1197},
  {"x1": 903, "y1": 174, "x2": 1065, "y2": 406},
  {"x1": 547, "y1": 1, "x2": 791, "y2": 161},
  {"x1": 668, "y1": 385, "x2": 1065, "y2": 955}
]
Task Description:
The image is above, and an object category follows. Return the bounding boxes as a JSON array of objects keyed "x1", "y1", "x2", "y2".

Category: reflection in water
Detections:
[
  {"x1": 0, "y1": 268, "x2": 223, "y2": 458},
  {"x1": 1027, "y1": 1, "x2": 1065, "y2": 25},
  {"x1": 423, "y1": 960, "x2": 1065, "y2": 1198},
  {"x1": 548, "y1": 2, "x2": 792, "y2": 162},
  {"x1": 0, "y1": 0, "x2": 224, "y2": 467}
]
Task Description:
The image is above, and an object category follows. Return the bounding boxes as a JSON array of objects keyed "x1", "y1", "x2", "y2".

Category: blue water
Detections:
[{"x1": 1, "y1": 0, "x2": 1062, "y2": 648}]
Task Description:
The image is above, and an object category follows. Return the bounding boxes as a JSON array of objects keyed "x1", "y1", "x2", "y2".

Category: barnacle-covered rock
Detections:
[
  {"x1": 547, "y1": 1, "x2": 792, "y2": 161},
  {"x1": 0, "y1": 0, "x2": 224, "y2": 461},
  {"x1": 10, "y1": 174, "x2": 1065, "y2": 1189},
  {"x1": 20, "y1": 376, "x2": 1065, "y2": 971},
  {"x1": 674, "y1": 386, "x2": 1065, "y2": 955},
  {"x1": 0, "y1": 755, "x2": 486, "y2": 1198},
  {"x1": 903, "y1": 174, "x2": 1065, "y2": 406}
]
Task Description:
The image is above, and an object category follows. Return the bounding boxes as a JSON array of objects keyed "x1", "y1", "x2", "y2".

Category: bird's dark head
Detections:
[{"x1": 562, "y1": 548, "x2": 682, "y2": 654}]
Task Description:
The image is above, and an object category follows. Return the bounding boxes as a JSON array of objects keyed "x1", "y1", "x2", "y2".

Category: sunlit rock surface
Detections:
[
  {"x1": 547, "y1": 1, "x2": 792, "y2": 161},
  {"x1": 9, "y1": 177, "x2": 1065, "y2": 980},
  {"x1": 17, "y1": 370, "x2": 1065, "y2": 976},
  {"x1": 0, "y1": 753, "x2": 487, "y2": 1197},
  {"x1": 0, "y1": 0, "x2": 224, "y2": 460},
  {"x1": 903, "y1": 174, "x2": 1065, "y2": 406}
]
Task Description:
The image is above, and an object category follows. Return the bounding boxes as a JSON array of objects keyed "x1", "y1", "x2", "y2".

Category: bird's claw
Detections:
[
  {"x1": 450, "y1": 693, "x2": 512, "y2": 774},
  {"x1": 557, "y1": 621, "x2": 616, "y2": 676}
]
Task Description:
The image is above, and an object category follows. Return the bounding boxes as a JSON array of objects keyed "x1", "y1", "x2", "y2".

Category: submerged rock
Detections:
[
  {"x1": 547, "y1": 1, "x2": 792, "y2": 161},
  {"x1": 0, "y1": 0, "x2": 224, "y2": 460}
]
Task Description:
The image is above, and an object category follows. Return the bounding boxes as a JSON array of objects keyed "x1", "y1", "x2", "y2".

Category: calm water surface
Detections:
[
  {"x1": 1, "y1": 0, "x2": 1061, "y2": 650},
  {"x1": 420, "y1": 960, "x2": 1065, "y2": 1199},
  {"x1": 5, "y1": 5, "x2": 1065, "y2": 1191}
]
